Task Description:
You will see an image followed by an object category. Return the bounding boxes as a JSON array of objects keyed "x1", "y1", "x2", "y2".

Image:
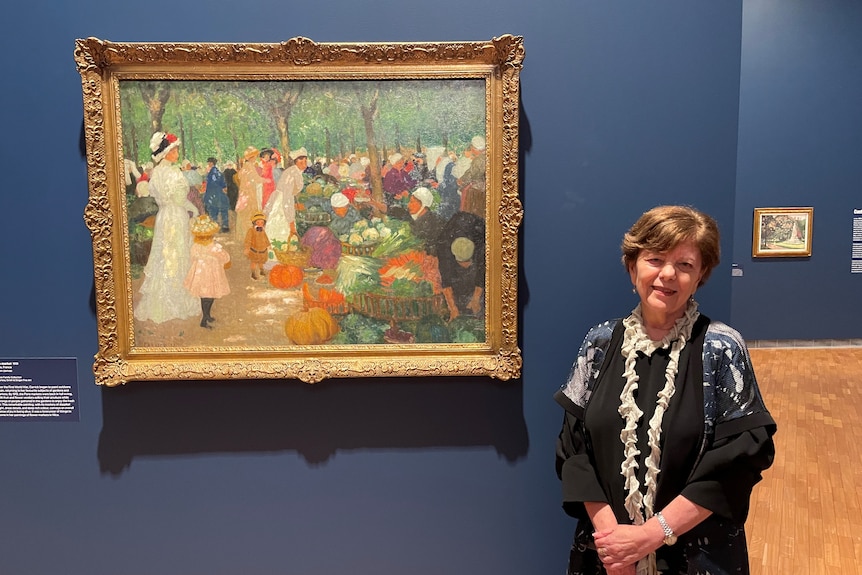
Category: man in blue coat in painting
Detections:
[{"x1": 204, "y1": 157, "x2": 231, "y2": 233}]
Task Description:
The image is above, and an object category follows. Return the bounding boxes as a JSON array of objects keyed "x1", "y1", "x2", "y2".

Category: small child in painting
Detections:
[
  {"x1": 244, "y1": 213, "x2": 271, "y2": 280},
  {"x1": 184, "y1": 221, "x2": 231, "y2": 328}
]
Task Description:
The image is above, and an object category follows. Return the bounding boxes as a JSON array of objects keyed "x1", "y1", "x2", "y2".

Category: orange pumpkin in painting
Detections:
[
  {"x1": 268, "y1": 264, "x2": 304, "y2": 289},
  {"x1": 285, "y1": 307, "x2": 339, "y2": 345}
]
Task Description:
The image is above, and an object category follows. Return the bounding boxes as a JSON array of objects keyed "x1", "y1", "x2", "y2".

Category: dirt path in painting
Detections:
[{"x1": 132, "y1": 231, "x2": 317, "y2": 348}]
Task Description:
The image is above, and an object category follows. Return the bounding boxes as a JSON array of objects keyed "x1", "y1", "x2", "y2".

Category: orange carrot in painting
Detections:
[{"x1": 378, "y1": 251, "x2": 425, "y2": 287}]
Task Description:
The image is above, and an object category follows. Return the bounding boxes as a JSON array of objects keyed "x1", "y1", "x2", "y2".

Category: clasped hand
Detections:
[{"x1": 593, "y1": 524, "x2": 661, "y2": 574}]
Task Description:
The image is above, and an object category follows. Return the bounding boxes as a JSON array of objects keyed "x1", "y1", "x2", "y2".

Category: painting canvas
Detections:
[
  {"x1": 752, "y1": 207, "x2": 813, "y2": 258},
  {"x1": 75, "y1": 36, "x2": 524, "y2": 385}
]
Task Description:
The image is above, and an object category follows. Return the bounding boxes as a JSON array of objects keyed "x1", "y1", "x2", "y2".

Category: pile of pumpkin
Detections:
[{"x1": 267, "y1": 263, "x2": 342, "y2": 345}]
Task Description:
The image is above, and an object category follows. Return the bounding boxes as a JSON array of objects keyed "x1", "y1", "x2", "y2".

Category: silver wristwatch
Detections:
[{"x1": 655, "y1": 511, "x2": 678, "y2": 546}]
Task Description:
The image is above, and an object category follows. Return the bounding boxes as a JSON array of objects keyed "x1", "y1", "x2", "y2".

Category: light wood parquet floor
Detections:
[{"x1": 746, "y1": 348, "x2": 862, "y2": 575}]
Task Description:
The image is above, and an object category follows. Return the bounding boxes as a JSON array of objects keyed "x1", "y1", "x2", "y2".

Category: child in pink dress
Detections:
[{"x1": 184, "y1": 218, "x2": 231, "y2": 328}]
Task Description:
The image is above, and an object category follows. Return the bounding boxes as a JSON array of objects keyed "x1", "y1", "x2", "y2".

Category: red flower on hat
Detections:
[{"x1": 166, "y1": 133, "x2": 178, "y2": 143}]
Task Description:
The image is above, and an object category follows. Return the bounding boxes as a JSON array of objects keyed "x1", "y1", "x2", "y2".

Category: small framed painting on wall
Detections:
[{"x1": 752, "y1": 207, "x2": 813, "y2": 258}]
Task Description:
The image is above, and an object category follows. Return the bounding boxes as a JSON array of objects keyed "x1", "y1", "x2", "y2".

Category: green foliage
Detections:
[
  {"x1": 130, "y1": 224, "x2": 154, "y2": 242},
  {"x1": 335, "y1": 255, "x2": 381, "y2": 296},
  {"x1": 404, "y1": 315, "x2": 451, "y2": 343},
  {"x1": 348, "y1": 275, "x2": 380, "y2": 295},
  {"x1": 397, "y1": 315, "x2": 484, "y2": 344},
  {"x1": 119, "y1": 78, "x2": 486, "y2": 166},
  {"x1": 448, "y1": 317, "x2": 485, "y2": 343},
  {"x1": 388, "y1": 279, "x2": 434, "y2": 298},
  {"x1": 371, "y1": 223, "x2": 421, "y2": 258},
  {"x1": 331, "y1": 313, "x2": 389, "y2": 344}
]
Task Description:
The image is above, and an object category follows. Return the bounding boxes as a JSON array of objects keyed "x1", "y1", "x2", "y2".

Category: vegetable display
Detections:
[
  {"x1": 269, "y1": 264, "x2": 304, "y2": 289},
  {"x1": 285, "y1": 307, "x2": 340, "y2": 345}
]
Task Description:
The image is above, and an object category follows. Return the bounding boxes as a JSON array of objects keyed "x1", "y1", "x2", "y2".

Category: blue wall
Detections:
[
  {"x1": 731, "y1": 0, "x2": 862, "y2": 339},
  {"x1": 4, "y1": 1, "x2": 849, "y2": 574}
]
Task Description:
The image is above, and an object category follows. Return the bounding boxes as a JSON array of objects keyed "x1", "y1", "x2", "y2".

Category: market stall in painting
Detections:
[{"x1": 122, "y1": 79, "x2": 488, "y2": 347}]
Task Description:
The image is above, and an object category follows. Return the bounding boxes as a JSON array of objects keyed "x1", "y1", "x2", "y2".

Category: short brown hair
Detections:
[{"x1": 621, "y1": 205, "x2": 721, "y2": 287}]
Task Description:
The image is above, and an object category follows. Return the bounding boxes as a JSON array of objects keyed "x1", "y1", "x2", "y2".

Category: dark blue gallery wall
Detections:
[
  {"x1": 731, "y1": 0, "x2": 862, "y2": 340},
  {"x1": 529, "y1": 1, "x2": 741, "y2": 391},
  {"x1": 0, "y1": 2, "x2": 741, "y2": 575}
]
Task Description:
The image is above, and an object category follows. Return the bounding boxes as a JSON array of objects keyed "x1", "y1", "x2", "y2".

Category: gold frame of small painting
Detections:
[
  {"x1": 75, "y1": 36, "x2": 524, "y2": 385},
  {"x1": 752, "y1": 207, "x2": 813, "y2": 258}
]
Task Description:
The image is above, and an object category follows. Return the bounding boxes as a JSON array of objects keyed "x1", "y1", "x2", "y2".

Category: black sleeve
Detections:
[
  {"x1": 556, "y1": 411, "x2": 607, "y2": 519},
  {"x1": 680, "y1": 424, "x2": 776, "y2": 523}
]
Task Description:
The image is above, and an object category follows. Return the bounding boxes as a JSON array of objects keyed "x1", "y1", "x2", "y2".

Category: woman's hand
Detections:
[
  {"x1": 466, "y1": 293, "x2": 481, "y2": 314},
  {"x1": 593, "y1": 524, "x2": 661, "y2": 571},
  {"x1": 584, "y1": 502, "x2": 641, "y2": 573}
]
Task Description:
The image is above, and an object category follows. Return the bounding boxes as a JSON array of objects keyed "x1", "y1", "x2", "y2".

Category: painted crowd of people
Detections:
[{"x1": 127, "y1": 130, "x2": 490, "y2": 330}]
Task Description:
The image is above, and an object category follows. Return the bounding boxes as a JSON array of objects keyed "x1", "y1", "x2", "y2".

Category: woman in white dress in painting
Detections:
[
  {"x1": 134, "y1": 132, "x2": 201, "y2": 324},
  {"x1": 264, "y1": 147, "x2": 308, "y2": 246}
]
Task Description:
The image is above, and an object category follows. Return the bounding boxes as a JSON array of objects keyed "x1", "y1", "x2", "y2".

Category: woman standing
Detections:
[
  {"x1": 134, "y1": 132, "x2": 201, "y2": 324},
  {"x1": 234, "y1": 146, "x2": 263, "y2": 242},
  {"x1": 555, "y1": 205, "x2": 776, "y2": 575},
  {"x1": 265, "y1": 147, "x2": 307, "y2": 246}
]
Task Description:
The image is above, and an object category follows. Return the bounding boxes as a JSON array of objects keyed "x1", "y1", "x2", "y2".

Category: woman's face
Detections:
[
  {"x1": 165, "y1": 147, "x2": 179, "y2": 163},
  {"x1": 629, "y1": 240, "x2": 704, "y2": 324},
  {"x1": 407, "y1": 195, "x2": 423, "y2": 215}
]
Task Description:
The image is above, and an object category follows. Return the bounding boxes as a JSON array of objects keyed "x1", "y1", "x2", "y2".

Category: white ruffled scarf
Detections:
[{"x1": 618, "y1": 300, "x2": 699, "y2": 575}]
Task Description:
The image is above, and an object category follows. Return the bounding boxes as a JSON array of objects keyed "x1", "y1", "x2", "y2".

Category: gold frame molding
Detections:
[
  {"x1": 75, "y1": 36, "x2": 524, "y2": 386},
  {"x1": 752, "y1": 207, "x2": 813, "y2": 258}
]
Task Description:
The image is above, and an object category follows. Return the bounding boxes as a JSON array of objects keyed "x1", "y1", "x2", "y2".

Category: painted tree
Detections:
[
  {"x1": 120, "y1": 94, "x2": 139, "y2": 163},
  {"x1": 137, "y1": 81, "x2": 172, "y2": 134},
  {"x1": 358, "y1": 86, "x2": 384, "y2": 202},
  {"x1": 255, "y1": 82, "x2": 305, "y2": 158},
  {"x1": 119, "y1": 78, "x2": 485, "y2": 180}
]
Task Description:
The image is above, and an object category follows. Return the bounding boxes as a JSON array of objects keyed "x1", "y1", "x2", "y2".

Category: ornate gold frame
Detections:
[
  {"x1": 75, "y1": 36, "x2": 523, "y2": 386},
  {"x1": 752, "y1": 207, "x2": 813, "y2": 258}
]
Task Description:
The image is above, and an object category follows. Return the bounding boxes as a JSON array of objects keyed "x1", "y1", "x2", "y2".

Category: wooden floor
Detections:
[{"x1": 746, "y1": 348, "x2": 862, "y2": 575}]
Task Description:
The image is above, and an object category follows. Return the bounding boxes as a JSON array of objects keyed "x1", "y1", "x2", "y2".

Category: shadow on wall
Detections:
[
  {"x1": 96, "y1": 100, "x2": 533, "y2": 477},
  {"x1": 97, "y1": 376, "x2": 528, "y2": 475}
]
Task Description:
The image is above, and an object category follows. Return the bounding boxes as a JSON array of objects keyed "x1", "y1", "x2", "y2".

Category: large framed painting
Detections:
[
  {"x1": 75, "y1": 36, "x2": 524, "y2": 386},
  {"x1": 752, "y1": 207, "x2": 813, "y2": 258}
]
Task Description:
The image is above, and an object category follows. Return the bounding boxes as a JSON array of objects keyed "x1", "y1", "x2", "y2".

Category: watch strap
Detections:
[{"x1": 655, "y1": 511, "x2": 677, "y2": 545}]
